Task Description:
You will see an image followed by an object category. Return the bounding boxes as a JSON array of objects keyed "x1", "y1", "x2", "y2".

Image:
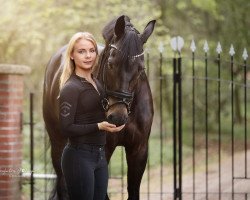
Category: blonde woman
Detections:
[{"x1": 59, "y1": 32, "x2": 125, "y2": 200}]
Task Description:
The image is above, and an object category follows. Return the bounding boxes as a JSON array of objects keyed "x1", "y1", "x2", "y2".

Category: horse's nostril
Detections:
[
  {"x1": 107, "y1": 114, "x2": 113, "y2": 123},
  {"x1": 107, "y1": 114, "x2": 127, "y2": 126}
]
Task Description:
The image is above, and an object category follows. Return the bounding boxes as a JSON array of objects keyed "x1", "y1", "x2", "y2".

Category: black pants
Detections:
[{"x1": 61, "y1": 143, "x2": 108, "y2": 200}]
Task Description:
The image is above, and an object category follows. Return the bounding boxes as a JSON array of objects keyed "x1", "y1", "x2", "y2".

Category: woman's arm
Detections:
[{"x1": 59, "y1": 84, "x2": 98, "y2": 138}]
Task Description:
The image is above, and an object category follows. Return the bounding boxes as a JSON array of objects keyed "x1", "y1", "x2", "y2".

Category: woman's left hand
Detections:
[{"x1": 98, "y1": 121, "x2": 125, "y2": 132}]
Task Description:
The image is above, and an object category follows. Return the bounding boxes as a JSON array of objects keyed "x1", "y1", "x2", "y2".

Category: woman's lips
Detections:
[{"x1": 83, "y1": 61, "x2": 92, "y2": 65}]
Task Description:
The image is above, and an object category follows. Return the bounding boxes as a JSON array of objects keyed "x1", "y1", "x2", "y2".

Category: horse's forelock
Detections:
[{"x1": 117, "y1": 29, "x2": 142, "y2": 65}]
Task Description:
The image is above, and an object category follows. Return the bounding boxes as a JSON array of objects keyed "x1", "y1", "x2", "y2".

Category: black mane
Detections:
[{"x1": 116, "y1": 27, "x2": 142, "y2": 64}]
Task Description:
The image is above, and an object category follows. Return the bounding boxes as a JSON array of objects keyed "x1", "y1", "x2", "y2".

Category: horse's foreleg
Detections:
[
  {"x1": 105, "y1": 142, "x2": 117, "y2": 200},
  {"x1": 105, "y1": 144, "x2": 116, "y2": 164},
  {"x1": 125, "y1": 145, "x2": 148, "y2": 200}
]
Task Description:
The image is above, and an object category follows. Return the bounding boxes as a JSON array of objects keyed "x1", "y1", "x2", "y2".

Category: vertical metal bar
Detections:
[
  {"x1": 146, "y1": 50, "x2": 150, "y2": 200},
  {"x1": 121, "y1": 147, "x2": 124, "y2": 200},
  {"x1": 44, "y1": 126, "x2": 48, "y2": 200},
  {"x1": 20, "y1": 112, "x2": 23, "y2": 132},
  {"x1": 243, "y1": 59, "x2": 247, "y2": 179},
  {"x1": 160, "y1": 51, "x2": 163, "y2": 200},
  {"x1": 108, "y1": 158, "x2": 111, "y2": 198},
  {"x1": 192, "y1": 51, "x2": 196, "y2": 200},
  {"x1": 217, "y1": 53, "x2": 222, "y2": 200},
  {"x1": 178, "y1": 57, "x2": 182, "y2": 200},
  {"x1": 230, "y1": 55, "x2": 235, "y2": 200},
  {"x1": 147, "y1": 149, "x2": 150, "y2": 200},
  {"x1": 173, "y1": 57, "x2": 177, "y2": 200},
  {"x1": 147, "y1": 52, "x2": 150, "y2": 77},
  {"x1": 30, "y1": 93, "x2": 34, "y2": 200},
  {"x1": 204, "y1": 52, "x2": 208, "y2": 200}
]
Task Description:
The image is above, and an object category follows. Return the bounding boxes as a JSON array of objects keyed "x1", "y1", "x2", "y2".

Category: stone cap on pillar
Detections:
[{"x1": 0, "y1": 64, "x2": 31, "y2": 75}]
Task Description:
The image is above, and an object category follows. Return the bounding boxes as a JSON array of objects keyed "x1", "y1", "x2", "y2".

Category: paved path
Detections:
[{"x1": 108, "y1": 150, "x2": 250, "y2": 200}]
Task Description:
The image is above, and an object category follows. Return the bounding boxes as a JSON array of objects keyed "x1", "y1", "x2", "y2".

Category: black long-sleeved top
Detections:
[{"x1": 59, "y1": 73, "x2": 106, "y2": 145}]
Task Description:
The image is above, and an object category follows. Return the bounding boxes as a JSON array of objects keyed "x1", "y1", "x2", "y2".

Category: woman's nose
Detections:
[{"x1": 86, "y1": 51, "x2": 91, "y2": 58}]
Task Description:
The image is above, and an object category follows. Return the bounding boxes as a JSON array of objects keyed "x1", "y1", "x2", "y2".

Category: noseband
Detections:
[
  {"x1": 101, "y1": 43, "x2": 144, "y2": 114},
  {"x1": 101, "y1": 90, "x2": 134, "y2": 114}
]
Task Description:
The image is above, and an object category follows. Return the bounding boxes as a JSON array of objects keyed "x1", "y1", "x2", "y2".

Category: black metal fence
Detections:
[
  {"x1": 170, "y1": 39, "x2": 249, "y2": 200},
  {"x1": 21, "y1": 38, "x2": 249, "y2": 200}
]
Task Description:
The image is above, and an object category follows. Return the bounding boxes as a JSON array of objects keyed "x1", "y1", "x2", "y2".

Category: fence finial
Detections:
[
  {"x1": 190, "y1": 39, "x2": 196, "y2": 52},
  {"x1": 229, "y1": 44, "x2": 235, "y2": 56},
  {"x1": 170, "y1": 36, "x2": 184, "y2": 52},
  {"x1": 216, "y1": 42, "x2": 222, "y2": 54},
  {"x1": 203, "y1": 40, "x2": 209, "y2": 53},
  {"x1": 242, "y1": 48, "x2": 248, "y2": 60}
]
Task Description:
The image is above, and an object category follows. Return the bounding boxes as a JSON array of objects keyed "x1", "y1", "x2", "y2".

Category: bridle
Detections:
[{"x1": 101, "y1": 43, "x2": 145, "y2": 114}]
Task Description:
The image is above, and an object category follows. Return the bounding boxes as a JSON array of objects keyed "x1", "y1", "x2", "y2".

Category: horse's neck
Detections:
[
  {"x1": 95, "y1": 47, "x2": 109, "y2": 83},
  {"x1": 93, "y1": 44, "x2": 105, "y2": 78},
  {"x1": 135, "y1": 72, "x2": 150, "y2": 96},
  {"x1": 92, "y1": 64, "x2": 100, "y2": 79}
]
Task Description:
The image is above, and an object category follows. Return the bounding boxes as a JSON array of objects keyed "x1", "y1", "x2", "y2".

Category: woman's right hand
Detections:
[{"x1": 98, "y1": 121, "x2": 125, "y2": 133}]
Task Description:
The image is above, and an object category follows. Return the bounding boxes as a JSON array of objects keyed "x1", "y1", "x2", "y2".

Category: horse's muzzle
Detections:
[{"x1": 107, "y1": 112, "x2": 128, "y2": 126}]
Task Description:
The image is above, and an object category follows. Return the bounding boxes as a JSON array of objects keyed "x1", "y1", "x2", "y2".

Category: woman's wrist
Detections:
[{"x1": 97, "y1": 123, "x2": 102, "y2": 130}]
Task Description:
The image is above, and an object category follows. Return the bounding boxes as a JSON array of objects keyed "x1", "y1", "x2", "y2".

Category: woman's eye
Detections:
[{"x1": 78, "y1": 50, "x2": 85, "y2": 54}]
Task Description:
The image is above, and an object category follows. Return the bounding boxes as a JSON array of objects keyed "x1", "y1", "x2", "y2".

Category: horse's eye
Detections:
[
  {"x1": 110, "y1": 49, "x2": 116, "y2": 57},
  {"x1": 108, "y1": 57, "x2": 114, "y2": 70},
  {"x1": 108, "y1": 62, "x2": 113, "y2": 69}
]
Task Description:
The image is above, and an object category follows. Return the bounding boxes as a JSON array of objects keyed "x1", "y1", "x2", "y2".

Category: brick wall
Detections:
[{"x1": 0, "y1": 64, "x2": 30, "y2": 200}]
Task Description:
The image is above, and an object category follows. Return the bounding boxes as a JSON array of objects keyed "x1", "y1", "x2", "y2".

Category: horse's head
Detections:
[{"x1": 100, "y1": 15, "x2": 155, "y2": 126}]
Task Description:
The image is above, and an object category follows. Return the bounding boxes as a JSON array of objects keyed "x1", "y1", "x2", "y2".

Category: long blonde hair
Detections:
[{"x1": 59, "y1": 32, "x2": 98, "y2": 90}]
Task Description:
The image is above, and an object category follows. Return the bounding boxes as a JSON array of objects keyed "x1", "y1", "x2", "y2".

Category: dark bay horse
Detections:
[{"x1": 43, "y1": 15, "x2": 155, "y2": 200}]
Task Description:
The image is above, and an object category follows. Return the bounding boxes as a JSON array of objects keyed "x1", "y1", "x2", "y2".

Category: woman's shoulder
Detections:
[{"x1": 60, "y1": 75, "x2": 82, "y2": 94}]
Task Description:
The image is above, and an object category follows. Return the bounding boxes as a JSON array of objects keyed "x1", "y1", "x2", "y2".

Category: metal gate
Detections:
[{"x1": 171, "y1": 37, "x2": 249, "y2": 200}]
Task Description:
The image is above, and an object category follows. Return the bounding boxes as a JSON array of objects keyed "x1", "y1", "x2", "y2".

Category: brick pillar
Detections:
[{"x1": 0, "y1": 64, "x2": 31, "y2": 200}]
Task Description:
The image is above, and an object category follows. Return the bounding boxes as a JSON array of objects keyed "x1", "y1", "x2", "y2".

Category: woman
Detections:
[{"x1": 59, "y1": 32, "x2": 125, "y2": 200}]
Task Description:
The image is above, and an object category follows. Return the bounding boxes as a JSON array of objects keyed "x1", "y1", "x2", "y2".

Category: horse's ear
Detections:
[
  {"x1": 114, "y1": 15, "x2": 125, "y2": 38},
  {"x1": 140, "y1": 20, "x2": 156, "y2": 44}
]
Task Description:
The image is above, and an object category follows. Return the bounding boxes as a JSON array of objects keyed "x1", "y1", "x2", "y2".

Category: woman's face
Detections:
[{"x1": 71, "y1": 38, "x2": 97, "y2": 72}]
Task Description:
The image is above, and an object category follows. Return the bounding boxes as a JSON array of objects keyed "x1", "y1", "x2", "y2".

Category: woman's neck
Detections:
[{"x1": 75, "y1": 69, "x2": 92, "y2": 81}]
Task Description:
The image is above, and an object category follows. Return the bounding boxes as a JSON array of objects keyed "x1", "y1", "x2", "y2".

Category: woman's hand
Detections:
[{"x1": 98, "y1": 121, "x2": 125, "y2": 133}]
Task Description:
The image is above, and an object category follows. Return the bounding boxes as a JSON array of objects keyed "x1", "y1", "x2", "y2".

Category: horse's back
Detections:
[{"x1": 43, "y1": 45, "x2": 66, "y2": 139}]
